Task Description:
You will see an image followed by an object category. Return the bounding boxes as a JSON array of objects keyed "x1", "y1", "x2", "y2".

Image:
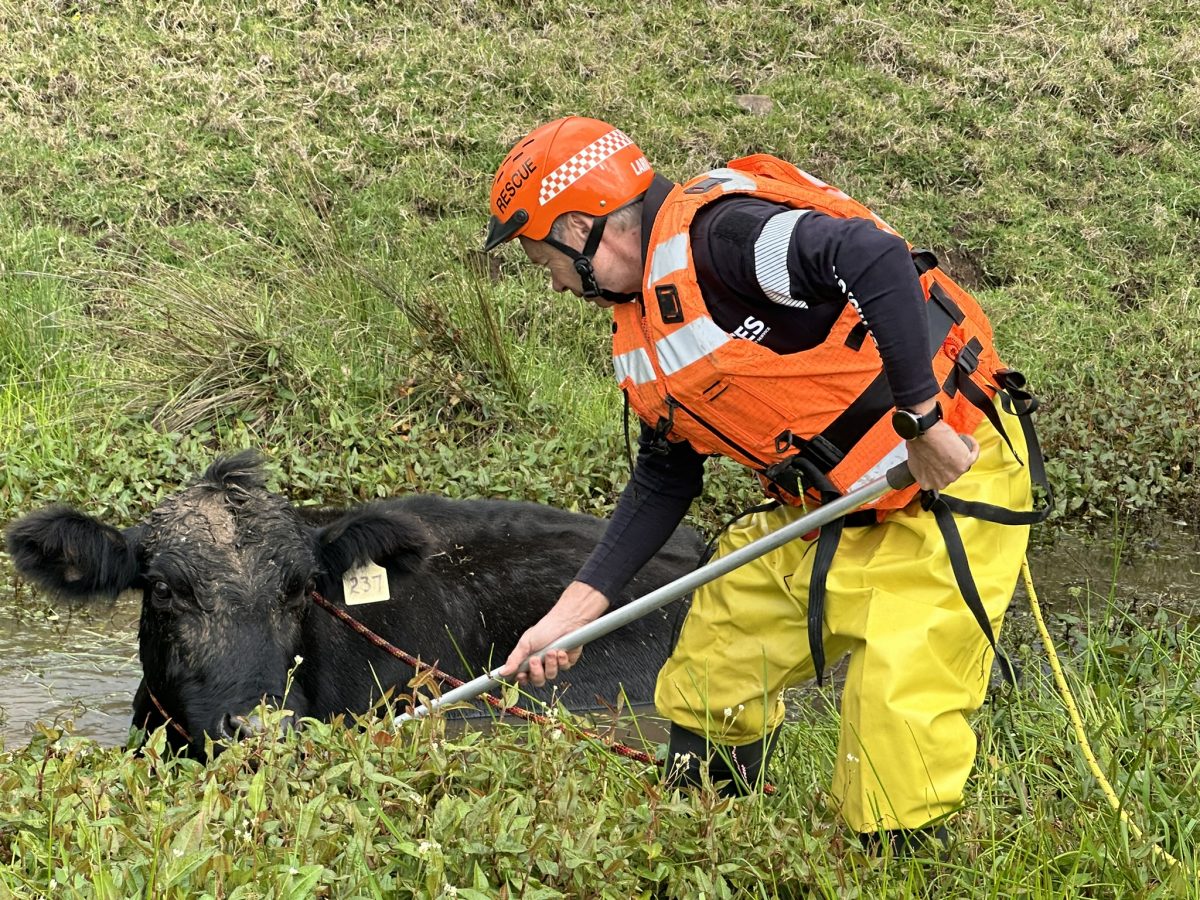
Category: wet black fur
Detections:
[
  {"x1": 5, "y1": 453, "x2": 703, "y2": 756},
  {"x1": 5, "y1": 506, "x2": 142, "y2": 599}
]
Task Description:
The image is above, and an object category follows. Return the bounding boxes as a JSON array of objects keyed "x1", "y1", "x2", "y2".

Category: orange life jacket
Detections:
[{"x1": 612, "y1": 154, "x2": 1011, "y2": 512}]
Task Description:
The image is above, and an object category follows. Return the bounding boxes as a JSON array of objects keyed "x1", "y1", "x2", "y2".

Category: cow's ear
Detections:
[
  {"x1": 312, "y1": 504, "x2": 430, "y2": 576},
  {"x1": 4, "y1": 506, "x2": 143, "y2": 600}
]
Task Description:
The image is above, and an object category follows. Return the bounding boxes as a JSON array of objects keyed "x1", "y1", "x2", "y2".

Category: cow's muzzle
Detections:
[{"x1": 219, "y1": 698, "x2": 297, "y2": 741}]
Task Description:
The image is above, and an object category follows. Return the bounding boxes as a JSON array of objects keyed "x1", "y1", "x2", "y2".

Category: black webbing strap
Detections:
[
  {"x1": 544, "y1": 217, "x2": 608, "y2": 299},
  {"x1": 939, "y1": 391, "x2": 1053, "y2": 526},
  {"x1": 920, "y1": 391, "x2": 1050, "y2": 686},
  {"x1": 946, "y1": 357, "x2": 1027, "y2": 468},
  {"x1": 783, "y1": 295, "x2": 960, "y2": 479},
  {"x1": 803, "y1": 384, "x2": 1050, "y2": 687},
  {"x1": 808, "y1": 509, "x2": 844, "y2": 685},
  {"x1": 926, "y1": 495, "x2": 1018, "y2": 684}
]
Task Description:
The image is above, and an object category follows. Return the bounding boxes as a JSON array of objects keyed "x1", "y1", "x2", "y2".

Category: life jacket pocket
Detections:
[{"x1": 687, "y1": 376, "x2": 793, "y2": 462}]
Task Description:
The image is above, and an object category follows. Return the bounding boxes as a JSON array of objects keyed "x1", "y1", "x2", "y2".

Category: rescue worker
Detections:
[{"x1": 486, "y1": 116, "x2": 1047, "y2": 849}]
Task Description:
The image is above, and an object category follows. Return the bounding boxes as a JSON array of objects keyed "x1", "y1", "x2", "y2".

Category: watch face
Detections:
[{"x1": 892, "y1": 410, "x2": 919, "y2": 440}]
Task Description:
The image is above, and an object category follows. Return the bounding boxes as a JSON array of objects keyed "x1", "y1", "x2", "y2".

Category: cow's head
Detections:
[{"x1": 4, "y1": 451, "x2": 428, "y2": 755}]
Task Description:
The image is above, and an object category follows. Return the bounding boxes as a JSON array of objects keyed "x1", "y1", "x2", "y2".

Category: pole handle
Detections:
[
  {"x1": 885, "y1": 460, "x2": 915, "y2": 491},
  {"x1": 884, "y1": 432, "x2": 974, "y2": 491}
]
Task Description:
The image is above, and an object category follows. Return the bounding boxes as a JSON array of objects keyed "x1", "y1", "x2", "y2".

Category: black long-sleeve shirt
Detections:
[{"x1": 575, "y1": 174, "x2": 939, "y2": 600}]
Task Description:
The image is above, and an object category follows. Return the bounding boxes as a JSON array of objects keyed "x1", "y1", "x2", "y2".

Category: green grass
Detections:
[
  {"x1": 0, "y1": 606, "x2": 1196, "y2": 897},
  {"x1": 1, "y1": 0, "x2": 1199, "y2": 894},
  {"x1": 0, "y1": 0, "x2": 1198, "y2": 523}
]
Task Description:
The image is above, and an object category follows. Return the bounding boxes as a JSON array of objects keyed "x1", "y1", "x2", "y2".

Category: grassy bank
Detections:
[
  {"x1": 1, "y1": 0, "x2": 1197, "y2": 525},
  {"x1": 2, "y1": 0, "x2": 1199, "y2": 895}
]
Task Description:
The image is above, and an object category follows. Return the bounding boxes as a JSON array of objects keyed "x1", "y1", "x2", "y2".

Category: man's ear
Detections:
[{"x1": 559, "y1": 210, "x2": 595, "y2": 245}]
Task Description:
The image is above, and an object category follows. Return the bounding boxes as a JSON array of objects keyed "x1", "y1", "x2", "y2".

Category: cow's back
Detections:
[{"x1": 299, "y1": 496, "x2": 704, "y2": 719}]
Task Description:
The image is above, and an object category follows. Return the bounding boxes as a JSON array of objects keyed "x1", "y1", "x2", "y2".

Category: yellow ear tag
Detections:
[{"x1": 342, "y1": 561, "x2": 390, "y2": 605}]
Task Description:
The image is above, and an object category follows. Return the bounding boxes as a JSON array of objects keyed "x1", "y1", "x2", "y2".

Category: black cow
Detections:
[{"x1": 5, "y1": 451, "x2": 702, "y2": 755}]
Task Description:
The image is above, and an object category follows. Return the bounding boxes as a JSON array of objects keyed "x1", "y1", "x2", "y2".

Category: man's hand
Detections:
[
  {"x1": 500, "y1": 581, "x2": 610, "y2": 687},
  {"x1": 905, "y1": 419, "x2": 979, "y2": 490}
]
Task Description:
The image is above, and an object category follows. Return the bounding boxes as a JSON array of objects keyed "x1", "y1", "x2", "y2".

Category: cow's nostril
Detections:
[
  {"x1": 220, "y1": 706, "x2": 296, "y2": 741},
  {"x1": 220, "y1": 713, "x2": 250, "y2": 741}
]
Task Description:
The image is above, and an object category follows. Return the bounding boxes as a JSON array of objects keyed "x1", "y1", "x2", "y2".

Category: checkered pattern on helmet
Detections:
[{"x1": 538, "y1": 129, "x2": 634, "y2": 206}]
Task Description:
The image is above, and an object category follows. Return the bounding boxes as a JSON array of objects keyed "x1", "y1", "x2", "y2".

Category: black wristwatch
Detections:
[{"x1": 891, "y1": 402, "x2": 943, "y2": 440}]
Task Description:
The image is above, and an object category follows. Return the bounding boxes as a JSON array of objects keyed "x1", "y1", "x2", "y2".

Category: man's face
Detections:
[
  {"x1": 517, "y1": 217, "x2": 626, "y2": 309},
  {"x1": 519, "y1": 236, "x2": 588, "y2": 298}
]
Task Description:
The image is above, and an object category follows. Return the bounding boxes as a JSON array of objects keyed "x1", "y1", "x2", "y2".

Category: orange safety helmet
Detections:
[{"x1": 484, "y1": 116, "x2": 655, "y2": 252}]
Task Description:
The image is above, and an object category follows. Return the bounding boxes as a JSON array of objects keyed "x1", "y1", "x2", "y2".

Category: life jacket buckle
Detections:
[
  {"x1": 764, "y1": 456, "x2": 801, "y2": 496},
  {"x1": 645, "y1": 402, "x2": 677, "y2": 456},
  {"x1": 955, "y1": 337, "x2": 982, "y2": 375},
  {"x1": 912, "y1": 248, "x2": 940, "y2": 275}
]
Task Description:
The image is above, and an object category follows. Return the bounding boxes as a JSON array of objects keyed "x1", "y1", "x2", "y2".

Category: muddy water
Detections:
[
  {"x1": 0, "y1": 588, "x2": 141, "y2": 749},
  {"x1": 1, "y1": 528, "x2": 1197, "y2": 749}
]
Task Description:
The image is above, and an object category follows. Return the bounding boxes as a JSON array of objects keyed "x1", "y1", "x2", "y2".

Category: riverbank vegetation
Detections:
[
  {"x1": 2, "y1": 606, "x2": 1196, "y2": 897},
  {"x1": 2, "y1": 0, "x2": 1198, "y2": 895}
]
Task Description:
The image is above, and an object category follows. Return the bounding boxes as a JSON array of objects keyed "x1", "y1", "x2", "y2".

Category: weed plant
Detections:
[{"x1": 0, "y1": 604, "x2": 1196, "y2": 897}]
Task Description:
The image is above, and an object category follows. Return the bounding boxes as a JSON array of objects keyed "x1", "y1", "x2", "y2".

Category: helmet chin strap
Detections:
[{"x1": 543, "y1": 217, "x2": 639, "y2": 304}]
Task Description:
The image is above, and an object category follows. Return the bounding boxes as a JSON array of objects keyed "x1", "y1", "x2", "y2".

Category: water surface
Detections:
[{"x1": 1, "y1": 526, "x2": 1196, "y2": 749}]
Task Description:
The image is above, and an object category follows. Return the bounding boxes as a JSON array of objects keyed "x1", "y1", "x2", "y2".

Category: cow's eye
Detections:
[
  {"x1": 281, "y1": 576, "x2": 315, "y2": 608},
  {"x1": 150, "y1": 581, "x2": 173, "y2": 605}
]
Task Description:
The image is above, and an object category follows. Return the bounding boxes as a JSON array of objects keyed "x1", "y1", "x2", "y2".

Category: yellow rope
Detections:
[{"x1": 1021, "y1": 556, "x2": 1183, "y2": 870}]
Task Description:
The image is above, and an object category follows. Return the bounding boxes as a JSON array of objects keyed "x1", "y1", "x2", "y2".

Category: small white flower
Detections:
[
  {"x1": 418, "y1": 840, "x2": 435, "y2": 855},
  {"x1": 288, "y1": 867, "x2": 299, "y2": 875},
  {"x1": 49, "y1": 881, "x2": 57, "y2": 891},
  {"x1": 293, "y1": 655, "x2": 304, "y2": 666},
  {"x1": 846, "y1": 753, "x2": 859, "y2": 763},
  {"x1": 723, "y1": 707, "x2": 733, "y2": 718},
  {"x1": 173, "y1": 848, "x2": 183, "y2": 858}
]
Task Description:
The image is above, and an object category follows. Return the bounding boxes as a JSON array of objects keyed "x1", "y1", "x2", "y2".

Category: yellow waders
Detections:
[{"x1": 654, "y1": 399, "x2": 1033, "y2": 832}]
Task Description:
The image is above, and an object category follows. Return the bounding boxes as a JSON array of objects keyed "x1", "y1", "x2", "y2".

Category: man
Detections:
[{"x1": 485, "y1": 116, "x2": 1045, "y2": 848}]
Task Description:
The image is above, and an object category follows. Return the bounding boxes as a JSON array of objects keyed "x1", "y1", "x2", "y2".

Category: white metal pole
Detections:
[{"x1": 399, "y1": 460, "x2": 915, "y2": 722}]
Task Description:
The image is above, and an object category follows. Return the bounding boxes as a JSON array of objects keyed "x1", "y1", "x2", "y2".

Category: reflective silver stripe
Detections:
[
  {"x1": 613, "y1": 348, "x2": 656, "y2": 386},
  {"x1": 754, "y1": 209, "x2": 810, "y2": 308},
  {"x1": 795, "y1": 167, "x2": 850, "y2": 201},
  {"x1": 655, "y1": 318, "x2": 731, "y2": 376},
  {"x1": 847, "y1": 441, "x2": 909, "y2": 492},
  {"x1": 647, "y1": 232, "x2": 689, "y2": 288},
  {"x1": 704, "y1": 168, "x2": 758, "y2": 192}
]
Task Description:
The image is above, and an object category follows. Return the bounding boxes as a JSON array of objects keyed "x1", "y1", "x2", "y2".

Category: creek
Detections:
[{"x1": 1, "y1": 526, "x2": 1196, "y2": 750}]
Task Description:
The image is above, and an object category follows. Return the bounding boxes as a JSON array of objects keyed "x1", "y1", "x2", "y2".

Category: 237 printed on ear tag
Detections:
[{"x1": 343, "y1": 561, "x2": 390, "y2": 605}]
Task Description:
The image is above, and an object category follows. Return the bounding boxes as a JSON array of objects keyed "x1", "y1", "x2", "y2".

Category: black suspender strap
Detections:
[
  {"x1": 939, "y1": 395, "x2": 1053, "y2": 526},
  {"x1": 927, "y1": 494, "x2": 1019, "y2": 684},
  {"x1": 808, "y1": 512, "x2": 844, "y2": 685},
  {"x1": 802, "y1": 388, "x2": 1049, "y2": 688}
]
